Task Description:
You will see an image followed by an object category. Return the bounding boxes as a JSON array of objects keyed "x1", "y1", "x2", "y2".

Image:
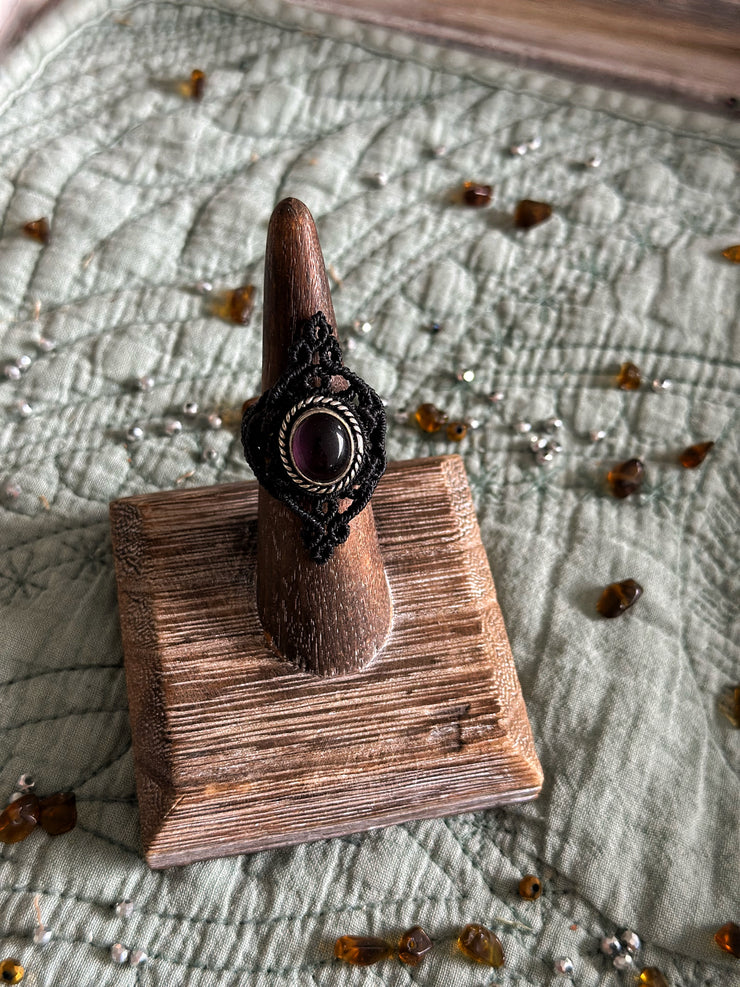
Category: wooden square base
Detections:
[{"x1": 110, "y1": 455, "x2": 542, "y2": 868}]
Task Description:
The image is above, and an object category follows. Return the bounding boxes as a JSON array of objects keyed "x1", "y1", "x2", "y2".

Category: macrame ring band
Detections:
[{"x1": 241, "y1": 312, "x2": 387, "y2": 564}]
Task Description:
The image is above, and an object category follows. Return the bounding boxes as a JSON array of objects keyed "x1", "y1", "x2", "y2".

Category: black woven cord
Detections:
[{"x1": 242, "y1": 312, "x2": 386, "y2": 564}]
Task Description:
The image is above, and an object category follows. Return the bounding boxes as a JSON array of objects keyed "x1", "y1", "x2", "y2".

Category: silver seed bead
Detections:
[
  {"x1": 16, "y1": 400, "x2": 33, "y2": 417},
  {"x1": 545, "y1": 417, "x2": 563, "y2": 432},
  {"x1": 374, "y1": 171, "x2": 388, "y2": 187},
  {"x1": 510, "y1": 142, "x2": 528, "y2": 156},
  {"x1": 433, "y1": 144, "x2": 448, "y2": 157},
  {"x1": 183, "y1": 401, "x2": 199, "y2": 418},
  {"x1": 194, "y1": 280, "x2": 213, "y2": 294},
  {"x1": 527, "y1": 135, "x2": 542, "y2": 151},
  {"x1": 206, "y1": 412, "x2": 222, "y2": 430},
  {"x1": 513, "y1": 421, "x2": 532, "y2": 434},
  {"x1": 136, "y1": 375, "x2": 154, "y2": 392},
  {"x1": 613, "y1": 953, "x2": 634, "y2": 971},
  {"x1": 33, "y1": 925, "x2": 52, "y2": 945},
  {"x1": 393, "y1": 409, "x2": 409, "y2": 424},
  {"x1": 536, "y1": 449, "x2": 554, "y2": 465},
  {"x1": 554, "y1": 957, "x2": 574, "y2": 975},
  {"x1": 530, "y1": 435, "x2": 548, "y2": 451},
  {"x1": 126, "y1": 425, "x2": 144, "y2": 443},
  {"x1": 600, "y1": 935, "x2": 623, "y2": 957},
  {"x1": 16, "y1": 354, "x2": 32, "y2": 371},
  {"x1": 17, "y1": 773, "x2": 35, "y2": 791},
  {"x1": 4, "y1": 482, "x2": 21, "y2": 499},
  {"x1": 202, "y1": 447, "x2": 218, "y2": 463},
  {"x1": 129, "y1": 950, "x2": 148, "y2": 967},
  {"x1": 547, "y1": 441, "x2": 563, "y2": 454},
  {"x1": 164, "y1": 418, "x2": 182, "y2": 436},
  {"x1": 619, "y1": 930, "x2": 641, "y2": 955},
  {"x1": 357, "y1": 321, "x2": 373, "y2": 335},
  {"x1": 37, "y1": 337, "x2": 56, "y2": 353},
  {"x1": 110, "y1": 943, "x2": 129, "y2": 964},
  {"x1": 488, "y1": 391, "x2": 505, "y2": 404},
  {"x1": 3, "y1": 364, "x2": 22, "y2": 381},
  {"x1": 652, "y1": 378, "x2": 672, "y2": 393},
  {"x1": 456, "y1": 369, "x2": 475, "y2": 383},
  {"x1": 586, "y1": 155, "x2": 602, "y2": 169},
  {"x1": 114, "y1": 899, "x2": 134, "y2": 918},
  {"x1": 467, "y1": 418, "x2": 481, "y2": 430},
  {"x1": 590, "y1": 429, "x2": 607, "y2": 442}
]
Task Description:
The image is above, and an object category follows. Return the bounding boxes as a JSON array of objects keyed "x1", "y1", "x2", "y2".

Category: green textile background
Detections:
[{"x1": 0, "y1": 1, "x2": 738, "y2": 984}]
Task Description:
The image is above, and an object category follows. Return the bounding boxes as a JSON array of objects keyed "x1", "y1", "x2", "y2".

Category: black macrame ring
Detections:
[{"x1": 241, "y1": 312, "x2": 386, "y2": 564}]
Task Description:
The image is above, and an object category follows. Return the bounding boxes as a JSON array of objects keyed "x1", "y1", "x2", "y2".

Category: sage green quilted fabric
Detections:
[{"x1": 1, "y1": 1, "x2": 738, "y2": 985}]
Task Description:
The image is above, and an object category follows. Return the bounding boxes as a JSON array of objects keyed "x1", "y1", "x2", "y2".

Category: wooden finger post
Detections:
[{"x1": 110, "y1": 198, "x2": 543, "y2": 868}]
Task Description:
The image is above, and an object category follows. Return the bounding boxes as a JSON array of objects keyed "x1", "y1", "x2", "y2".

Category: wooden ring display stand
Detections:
[{"x1": 110, "y1": 198, "x2": 543, "y2": 868}]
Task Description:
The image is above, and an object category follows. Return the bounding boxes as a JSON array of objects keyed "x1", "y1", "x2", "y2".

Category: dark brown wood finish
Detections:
[
  {"x1": 256, "y1": 198, "x2": 392, "y2": 676},
  {"x1": 110, "y1": 456, "x2": 543, "y2": 869}
]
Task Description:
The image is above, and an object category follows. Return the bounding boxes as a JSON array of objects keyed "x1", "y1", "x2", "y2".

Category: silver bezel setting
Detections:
[{"x1": 279, "y1": 395, "x2": 364, "y2": 494}]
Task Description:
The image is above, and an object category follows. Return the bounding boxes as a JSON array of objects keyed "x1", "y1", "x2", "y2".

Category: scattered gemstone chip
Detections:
[
  {"x1": 597, "y1": 579, "x2": 643, "y2": 618},
  {"x1": 617, "y1": 361, "x2": 641, "y2": 390},
  {"x1": 640, "y1": 967, "x2": 670, "y2": 987},
  {"x1": 678, "y1": 441, "x2": 714, "y2": 469},
  {"x1": 721, "y1": 245, "x2": 740, "y2": 263},
  {"x1": 606, "y1": 458, "x2": 645, "y2": 498},
  {"x1": 446, "y1": 422, "x2": 468, "y2": 442},
  {"x1": 414, "y1": 403, "x2": 447, "y2": 433},
  {"x1": 189, "y1": 69, "x2": 206, "y2": 100},
  {"x1": 214, "y1": 285, "x2": 255, "y2": 325},
  {"x1": 38, "y1": 792, "x2": 77, "y2": 836},
  {"x1": 0, "y1": 959, "x2": 24, "y2": 984},
  {"x1": 23, "y1": 218, "x2": 50, "y2": 245},
  {"x1": 714, "y1": 922, "x2": 740, "y2": 957},
  {"x1": 718, "y1": 684, "x2": 740, "y2": 728},
  {"x1": 334, "y1": 936, "x2": 393, "y2": 966},
  {"x1": 513, "y1": 199, "x2": 552, "y2": 229},
  {"x1": 398, "y1": 926, "x2": 433, "y2": 966},
  {"x1": 457, "y1": 923, "x2": 504, "y2": 967},
  {"x1": 462, "y1": 182, "x2": 493, "y2": 207},
  {"x1": 518, "y1": 874, "x2": 542, "y2": 900},
  {"x1": 0, "y1": 793, "x2": 40, "y2": 844}
]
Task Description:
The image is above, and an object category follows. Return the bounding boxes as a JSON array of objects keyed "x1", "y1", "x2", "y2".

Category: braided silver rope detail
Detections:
[{"x1": 278, "y1": 394, "x2": 365, "y2": 494}]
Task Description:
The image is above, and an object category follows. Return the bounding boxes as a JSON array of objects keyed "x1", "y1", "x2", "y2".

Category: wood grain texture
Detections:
[
  {"x1": 291, "y1": 0, "x2": 740, "y2": 109},
  {"x1": 256, "y1": 197, "x2": 392, "y2": 676},
  {"x1": 110, "y1": 455, "x2": 543, "y2": 868}
]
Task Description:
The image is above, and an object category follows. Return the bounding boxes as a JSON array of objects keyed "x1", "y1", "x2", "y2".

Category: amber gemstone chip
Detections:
[
  {"x1": 0, "y1": 794, "x2": 40, "y2": 844},
  {"x1": 607, "y1": 458, "x2": 645, "y2": 498},
  {"x1": 334, "y1": 936, "x2": 393, "y2": 966},
  {"x1": 518, "y1": 874, "x2": 542, "y2": 900},
  {"x1": 678, "y1": 441, "x2": 714, "y2": 469},
  {"x1": 446, "y1": 422, "x2": 468, "y2": 442},
  {"x1": 415, "y1": 402, "x2": 448, "y2": 433},
  {"x1": 596, "y1": 579, "x2": 643, "y2": 618},
  {"x1": 714, "y1": 922, "x2": 740, "y2": 957},
  {"x1": 214, "y1": 285, "x2": 255, "y2": 325},
  {"x1": 0, "y1": 959, "x2": 24, "y2": 985},
  {"x1": 616, "y1": 361, "x2": 641, "y2": 390},
  {"x1": 38, "y1": 792, "x2": 77, "y2": 835},
  {"x1": 721, "y1": 245, "x2": 740, "y2": 263},
  {"x1": 462, "y1": 182, "x2": 493, "y2": 207},
  {"x1": 398, "y1": 926, "x2": 433, "y2": 966},
  {"x1": 718, "y1": 684, "x2": 740, "y2": 728},
  {"x1": 190, "y1": 69, "x2": 206, "y2": 100},
  {"x1": 457, "y1": 923, "x2": 505, "y2": 967},
  {"x1": 513, "y1": 199, "x2": 552, "y2": 229},
  {"x1": 640, "y1": 968, "x2": 669, "y2": 987},
  {"x1": 22, "y1": 218, "x2": 50, "y2": 245}
]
